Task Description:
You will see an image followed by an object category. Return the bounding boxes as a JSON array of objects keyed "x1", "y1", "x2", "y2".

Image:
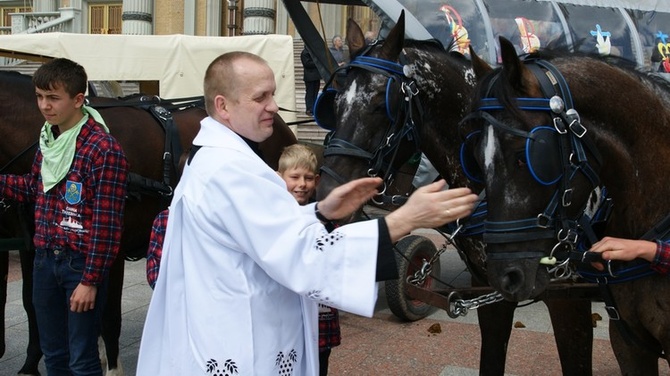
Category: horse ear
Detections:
[
  {"x1": 378, "y1": 10, "x2": 405, "y2": 60},
  {"x1": 469, "y1": 45, "x2": 492, "y2": 78},
  {"x1": 499, "y1": 37, "x2": 525, "y2": 89},
  {"x1": 346, "y1": 18, "x2": 366, "y2": 58}
]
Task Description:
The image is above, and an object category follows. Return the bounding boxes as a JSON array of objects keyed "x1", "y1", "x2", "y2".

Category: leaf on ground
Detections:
[
  {"x1": 592, "y1": 312, "x2": 603, "y2": 328},
  {"x1": 427, "y1": 323, "x2": 442, "y2": 334}
]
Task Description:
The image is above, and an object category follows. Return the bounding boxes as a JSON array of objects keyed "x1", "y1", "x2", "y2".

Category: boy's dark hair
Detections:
[{"x1": 32, "y1": 58, "x2": 88, "y2": 98}]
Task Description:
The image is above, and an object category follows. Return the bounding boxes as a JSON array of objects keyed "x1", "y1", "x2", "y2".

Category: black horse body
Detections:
[
  {"x1": 315, "y1": 13, "x2": 594, "y2": 375},
  {"x1": 467, "y1": 37, "x2": 670, "y2": 374},
  {"x1": 0, "y1": 70, "x2": 296, "y2": 375}
]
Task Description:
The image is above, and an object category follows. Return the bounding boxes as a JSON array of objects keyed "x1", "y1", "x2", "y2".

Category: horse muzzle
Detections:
[{"x1": 486, "y1": 257, "x2": 550, "y2": 301}]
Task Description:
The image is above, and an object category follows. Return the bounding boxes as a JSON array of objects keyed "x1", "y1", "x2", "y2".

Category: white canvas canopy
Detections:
[
  {"x1": 541, "y1": 0, "x2": 670, "y2": 12},
  {"x1": 0, "y1": 33, "x2": 297, "y2": 120}
]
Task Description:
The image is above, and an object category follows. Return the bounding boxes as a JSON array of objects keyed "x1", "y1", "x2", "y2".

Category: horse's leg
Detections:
[
  {"x1": 101, "y1": 256, "x2": 125, "y2": 375},
  {"x1": 0, "y1": 251, "x2": 7, "y2": 358},
  {"x1": 476, "y1": 287, "x2": 517, "y2": 376},
  {"x1": 609, "y1": 323, "x2": 660, "y2": 376},
  {"x1": 18, "y1": 247, "x2": 42, "y2": 376},
  {"x1": 545, "y1": 298, "x2": 593, "y2": 376}
]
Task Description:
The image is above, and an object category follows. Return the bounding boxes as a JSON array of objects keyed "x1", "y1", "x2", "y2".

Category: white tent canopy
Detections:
[
  {"x1": 542, "y1": 0, "x2": 670, "y2": 12},
  {"x1": 0, "y1": 33, "x2": 296, "y2": 119}
]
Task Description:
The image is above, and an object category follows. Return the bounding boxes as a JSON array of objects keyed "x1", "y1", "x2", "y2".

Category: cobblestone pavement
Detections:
[{"x1": 2, "y1": 229, "x2": 668, "y2": 375}]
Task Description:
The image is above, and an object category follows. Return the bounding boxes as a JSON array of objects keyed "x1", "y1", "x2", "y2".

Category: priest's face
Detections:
[{"x1": 223, "y1": 59, "x2": 279, "y2": 143}]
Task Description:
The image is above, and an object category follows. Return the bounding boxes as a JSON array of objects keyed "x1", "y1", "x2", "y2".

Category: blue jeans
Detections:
[{"x1": 33, "y1": 248, "x2": 107, "y2": 376}]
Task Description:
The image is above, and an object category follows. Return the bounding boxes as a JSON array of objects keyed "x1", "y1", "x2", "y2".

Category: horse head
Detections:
[
  {"x1": 315, "y1": 11, "x2": 477, "y2": 219},
  {"x1": 465, "y1": 37, "x2": 619, "y2": 301}
]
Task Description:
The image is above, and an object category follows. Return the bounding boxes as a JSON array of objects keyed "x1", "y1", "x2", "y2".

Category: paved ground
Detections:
[{"x1": 1, "y1": 228, "x2": 668, "y2": 376}]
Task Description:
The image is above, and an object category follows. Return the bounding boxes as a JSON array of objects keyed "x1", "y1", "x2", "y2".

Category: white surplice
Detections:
[{"x1": 136, "y1": 117, "x2": 382, "y2": 375}]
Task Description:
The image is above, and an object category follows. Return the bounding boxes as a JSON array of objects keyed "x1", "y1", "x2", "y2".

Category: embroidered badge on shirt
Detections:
[{"x1": 65, "y1": 180, "x2": 82, "y2": 205}]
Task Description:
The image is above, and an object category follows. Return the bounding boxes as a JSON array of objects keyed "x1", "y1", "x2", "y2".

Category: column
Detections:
[
  {"x1": 34, "y1": 0, "x2": 58, "y2": 12},
  {"x1": 242, "y1": 0, "x2": 275, "y2": 35},
  {"x1": 122, "y1": 0, "x2": 153, "y2": 35}
]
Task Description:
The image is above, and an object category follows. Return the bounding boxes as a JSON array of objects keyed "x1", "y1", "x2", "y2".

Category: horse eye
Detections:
[{"x1": 515, "y1": 151, "x2": 528, "y2": 168}]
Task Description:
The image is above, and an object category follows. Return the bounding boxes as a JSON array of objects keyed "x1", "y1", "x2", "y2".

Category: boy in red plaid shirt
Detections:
[{"x1": 0, "y1": 58, "x2": 128, "y2": 375}]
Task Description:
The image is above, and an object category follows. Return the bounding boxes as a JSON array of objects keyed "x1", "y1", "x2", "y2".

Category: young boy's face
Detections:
[
  {"x1": 279, "y1": 166, "x2": 319, "y2": 205},
  {"x1": 35, "y1": 82, "x2": 85, "y2": 131}
]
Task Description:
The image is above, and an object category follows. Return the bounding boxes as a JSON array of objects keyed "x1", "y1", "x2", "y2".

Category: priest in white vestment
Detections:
[{"x1": 136, "y1": 52, "x2": 477, "y2": 376}]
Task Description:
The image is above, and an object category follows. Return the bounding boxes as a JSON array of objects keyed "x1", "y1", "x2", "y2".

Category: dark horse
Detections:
[
  {"x1": 0, "y1": 70, "x2": 296, "y2": 375},
  {"x1": 315, "y1": 13, "x2": 594, "y2": 375},
  {"x1": 464, "y1": 36, "x2": 670, "y2": 374}
]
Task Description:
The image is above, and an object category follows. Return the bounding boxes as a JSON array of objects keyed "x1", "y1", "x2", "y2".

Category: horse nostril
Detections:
[{"x1": 500, "y1": 268, "x2": 525, "y2": 294}]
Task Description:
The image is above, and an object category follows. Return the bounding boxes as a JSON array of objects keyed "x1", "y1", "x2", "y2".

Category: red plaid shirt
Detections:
[
  {"x1": 653, "y1": 241, "x2": 670, "y2": 275},
  {"x1": 318, "y1": 304, "x2": 341, "y2": 350},
  {"x1": 146, "y1": 209, "x2": 168, "y2": 289},
  {"x1": 0, "y1": 118, "x2": 128, "y2": 286}
]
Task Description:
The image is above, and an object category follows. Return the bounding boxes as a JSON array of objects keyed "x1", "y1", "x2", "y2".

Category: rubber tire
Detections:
[{"x1": 385, "y1": 235, "x2": 441, "y2": 321}]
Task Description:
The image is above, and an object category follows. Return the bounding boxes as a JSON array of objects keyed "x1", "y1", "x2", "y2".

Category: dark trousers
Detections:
[
  {"x1": 33, "y1": 248, "x2": 108, "y2": 376},
  {"x1": 319, "y1": 348, "x2": 331, "y2": 376},
  {"x1": 305, "y1": 80, "x2": 321, "y2": 115}
]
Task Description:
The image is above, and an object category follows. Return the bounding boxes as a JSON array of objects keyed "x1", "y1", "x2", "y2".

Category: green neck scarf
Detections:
[{"x1": 39, "y1": 106, "x2": 109, "y2": 192}]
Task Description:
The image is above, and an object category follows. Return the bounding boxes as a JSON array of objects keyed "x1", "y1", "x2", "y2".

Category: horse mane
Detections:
[
  {"x1": 404, "y1": 38, "x2": 467, "y2": 60},
  {"x1": 476, "y1": 47, "x2": 670, "y2": 124}
]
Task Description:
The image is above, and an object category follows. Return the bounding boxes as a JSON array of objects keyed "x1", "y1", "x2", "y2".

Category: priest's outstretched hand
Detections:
[{"x1": 317, "y1": 178, "x2": 478, "y2": 243}]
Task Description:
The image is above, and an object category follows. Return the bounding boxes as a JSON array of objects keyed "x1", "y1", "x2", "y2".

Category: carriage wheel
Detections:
[{"x1": 385, "y1": 235, "x2": 441, "y2": 321}]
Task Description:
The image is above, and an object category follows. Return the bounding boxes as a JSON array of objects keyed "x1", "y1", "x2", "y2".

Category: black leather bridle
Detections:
[{"x1": 316, "y1": 51, "x2": 424, "y2": 205}]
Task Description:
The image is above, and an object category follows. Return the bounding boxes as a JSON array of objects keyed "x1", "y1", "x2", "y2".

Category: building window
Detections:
[
  {"x1": 1, "y1": 6, "x2": 31, "y2": 33},
  {"x1": 89, "y1": 4, "x2": 122, "y2": 34}
]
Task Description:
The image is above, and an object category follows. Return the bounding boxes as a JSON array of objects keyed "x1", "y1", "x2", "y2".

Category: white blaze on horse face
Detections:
[
  {"x1": 483, "y1": 125, "x2": 530, "y2": 207},
  {"x1": 484, "y1": 125, "x2": 497, "y2": 180},
  {"x1": 340, "y1": 77, "x2": 383, "y2": 122},
  {"x1": 339, "y1": 80, "x2": 359, "y2": 122}
]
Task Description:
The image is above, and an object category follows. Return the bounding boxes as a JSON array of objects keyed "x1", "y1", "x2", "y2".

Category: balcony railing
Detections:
[
  {"x1": 11, "y1": 11, "x2": 76, "y2": 34},
  {"x1": 2, "y1": 10, "x2": 80, "y2": 66}
]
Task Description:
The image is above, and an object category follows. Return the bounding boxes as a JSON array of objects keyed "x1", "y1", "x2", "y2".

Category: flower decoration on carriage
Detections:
[
  {"x1": 656, "y1": 30, "x2": 670, "y2": 73},
  {"x1": 590, "y1": 24, "x2": 612, "y2": 56},
  {"x1": 515, "y1": 17, "x2": 541, "y2": 54},
  {"x1": 440, "y1": 4, "x2": 470, "y2": 56}
]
